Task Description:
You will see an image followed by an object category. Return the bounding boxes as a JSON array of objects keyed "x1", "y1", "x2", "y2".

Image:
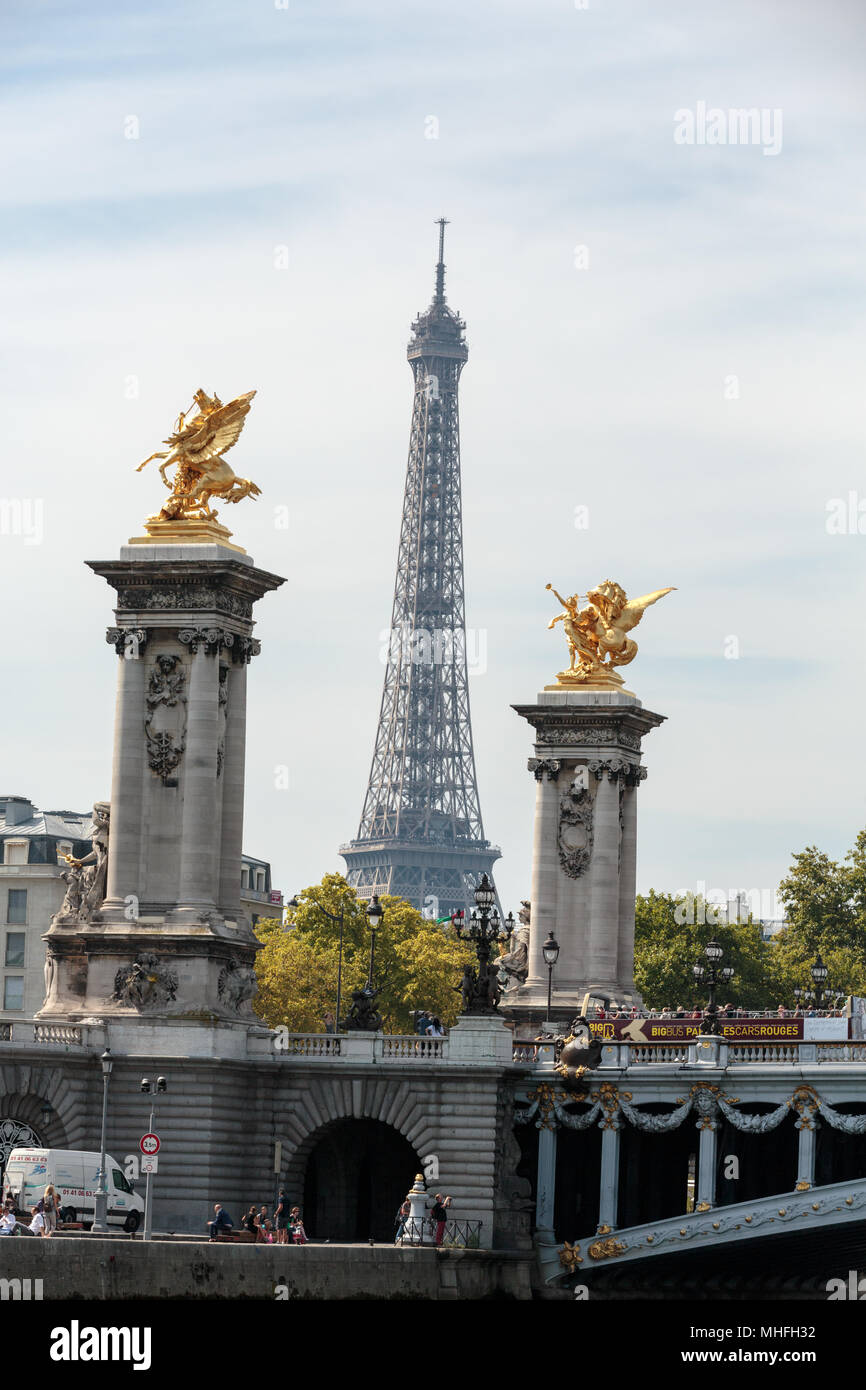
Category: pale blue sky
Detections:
[{"x1": 2, "y1": 0, "x2": 865, "y2": 913}]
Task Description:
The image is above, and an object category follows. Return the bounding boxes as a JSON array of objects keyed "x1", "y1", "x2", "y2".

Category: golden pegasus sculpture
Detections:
[
  {"x1": 137, "y1": 388, "x2": 261, "y2": 523},
  {"x1": 546, "y1": 579, "x2": 675, "y2": 689}
]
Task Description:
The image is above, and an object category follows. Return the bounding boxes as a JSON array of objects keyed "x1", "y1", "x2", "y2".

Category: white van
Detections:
[{"x1": 3, "y1": 1148, "x2": 145, "y2": 1233}]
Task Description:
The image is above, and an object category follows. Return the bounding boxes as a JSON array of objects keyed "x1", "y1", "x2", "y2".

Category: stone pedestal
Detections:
[
  {"x1": 448, "y1": 1013, "x2": 514, "y2": 1064},
  {"x1": 39, "y1": 543, "x2": 284, "y2": 1025},
  {"x1": 507, "y1": 689, "x2": 665, "y2": 1024}
]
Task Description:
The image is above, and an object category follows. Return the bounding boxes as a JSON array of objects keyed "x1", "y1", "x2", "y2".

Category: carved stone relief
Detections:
[
  {"x1": 111, "y1": 953, "x2": 178, "y2": 1010},
  {"x1": 144, "y1": 654, "x2": 188, "y2": 785},
  {"x1": 558, "y1": 769, "x2": 594, "y2": 879}
]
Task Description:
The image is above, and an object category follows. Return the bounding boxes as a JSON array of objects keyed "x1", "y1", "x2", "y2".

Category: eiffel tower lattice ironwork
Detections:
[{"x1": 341, "y1": 221, "x2": 501, "y2": 918}]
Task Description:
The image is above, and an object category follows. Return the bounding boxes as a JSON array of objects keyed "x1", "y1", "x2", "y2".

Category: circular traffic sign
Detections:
[{"x1": 140, "y1": 1133, "x2": 160, "y2": 1156}]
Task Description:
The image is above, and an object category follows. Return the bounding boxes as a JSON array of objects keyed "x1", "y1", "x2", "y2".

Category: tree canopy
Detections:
[
  {"x1": 253, "y1": 872, "x2": 477, "y2": 1034},
  {"x1": 635, "y1": 829, "x2": 866, "y2": 1010}
]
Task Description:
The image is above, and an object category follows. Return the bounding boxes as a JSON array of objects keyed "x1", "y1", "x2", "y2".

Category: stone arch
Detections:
[
  {"x1": 278, "y1": 1076, "x2": 434, "y2": 1182},
  {"x1": 299, "y1": 1116, "x2": 421, "y2": 1242},
  {"x1": 0, "y1": 1064, "x2": 89, "y2": 1161},
  {"x1": 276, "y1": 1077, "x2": 433, "y2": 1217}
]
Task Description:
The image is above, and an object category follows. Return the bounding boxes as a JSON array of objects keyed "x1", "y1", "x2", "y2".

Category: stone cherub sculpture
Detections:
[
  {"x1": 546, "y1": 580, "x2": 674, "y2": 688},
  {"x1": 53, "y1": 801, "x2": 110, "y2": 925},
  {"x1": 136, "y1": 388, "x2": 261, "y2": 523}
]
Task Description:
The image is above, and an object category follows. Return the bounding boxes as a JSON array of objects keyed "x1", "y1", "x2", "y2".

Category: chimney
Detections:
[{"x1": 3, "y1": 797, "x2": 34, "y2": 826}]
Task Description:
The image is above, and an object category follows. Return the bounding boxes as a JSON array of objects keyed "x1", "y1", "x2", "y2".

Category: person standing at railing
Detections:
[
  {"x1": 428, "y1": 1017, "x2": 445, "y2": 1038},
  {"x1": 394, "y1": 1198, "x2": 411, "y2": 1244},
  {"x1": 430, "y1": 1193, "x2": 452, "y2": 1247}
]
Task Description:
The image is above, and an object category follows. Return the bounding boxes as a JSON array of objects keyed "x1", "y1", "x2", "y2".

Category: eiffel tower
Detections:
[{"x1": 340, "y1": 221, "x2": 500, "y2": 918}]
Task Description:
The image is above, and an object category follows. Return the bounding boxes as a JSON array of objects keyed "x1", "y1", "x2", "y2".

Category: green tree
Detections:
[
  {"x1": 773, "y1": 830, "x2": 866, "y2": 1002},
  {"x1": 634, "y1": 890, "x2": 773, "y2": 1010},
  {"x1": 253, "y1": 872, "x2": 477, "y2": 1033}
]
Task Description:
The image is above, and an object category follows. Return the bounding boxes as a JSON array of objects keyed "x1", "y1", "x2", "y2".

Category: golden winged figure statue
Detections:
[
  {"x1": 546, "y1": 579, "x2": 675, "y2": 690},
  {"x1": 136, "y1": 388, "x2": 261, "y2": 523}
]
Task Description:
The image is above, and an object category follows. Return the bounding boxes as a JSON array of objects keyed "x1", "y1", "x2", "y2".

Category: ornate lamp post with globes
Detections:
[
  {"x1": 692, "y1": 939, "x2": 734, "y2": 1037},
  {"x1": 794, "y1": 953, "x2": 844, "y2": 1012},
  {"x1": 454, "y1": 874, "x2": 503, "y2": 1014}
]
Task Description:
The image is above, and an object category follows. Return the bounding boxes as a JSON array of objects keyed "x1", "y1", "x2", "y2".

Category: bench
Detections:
[{"x1": 211, "y1": 1230, "x2": 258, "y2": 1244}]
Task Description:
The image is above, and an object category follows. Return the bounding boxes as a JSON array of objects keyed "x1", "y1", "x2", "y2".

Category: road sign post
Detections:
[{"x1": 140, "y1": 1131, "x2": 159, "y2": 1241}]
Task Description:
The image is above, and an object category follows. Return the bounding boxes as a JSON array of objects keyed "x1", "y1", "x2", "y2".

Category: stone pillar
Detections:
[
  {"x1": 616, "y1": 777, "x2": 640, "y2": 994},
  {"x1": 510, "y1": 691, "x2": 665, "y2": 1019},
  {"x1": 598, "y1": 1120, "x2": 622, "y2": 1230},
  {"x1": 796, "y1": 1118, "x2": 817, "y2": 1191},
  {"x1": 588, "y1": 768, "x2": 620, "y2": 983},
  {"x1": 526, "y1": 760, "x2": 560, "y2": 989},
  {"x1": 696, "y1": 1121, "x2": 718, "y2": 1210},
  {"x1": 176, "y1": 634, "x2": 220, "y2": 911},
  {"x1": 39, "y1": 544, "x2": 284, "y2": 1028},
  {"x1": 218, "y1": 654, "x2": 252, "y2": 921},
  {"x1": 535, "y1": 1122, "x2": 558, "y2": 1247},
  {"x1": 103, "y1": 628, "x2": 148, "y2": 912}
]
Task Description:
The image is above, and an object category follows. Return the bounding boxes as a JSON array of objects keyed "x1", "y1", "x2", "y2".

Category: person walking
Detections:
[
  {"x1": 430, "y1": 1193, "x2": 451, "y2": 1247},
  {"x1": 274, "y1": 1190, "x2": 291, "y2": 1245},
  {"x1": 42, "y1": 1184, "x2": 58, "y2": 1238}
]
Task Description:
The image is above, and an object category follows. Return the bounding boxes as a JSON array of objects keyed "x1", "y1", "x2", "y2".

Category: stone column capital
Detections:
[
  {"x1": 106, "y1": 626, "x2": 149, "y2": 656},
  {"x1": 232, "y1": 636, "x2": 262, "y2": 664},
  {"x1": 587, "y1": 756, "x2": 646, "y2": 785},
  {"x1": 527, "y1": 757, "x2": 561, "y2": 781},
  {"x1": 177, "y1": 627, "x2": 235, "y2": 656}
]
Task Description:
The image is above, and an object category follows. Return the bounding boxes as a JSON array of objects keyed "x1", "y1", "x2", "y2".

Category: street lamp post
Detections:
[
  {"x1": 343, "y1": 896, "x2": 385, "y2": 1031},
  {"x1": 288, "y1": 892, "x2": 346, "y2": 1030},
  {"x1": 692, "y1": 939, "x2": 734, "y2": 1036},
  {"x1": 366, "y1": 894, "x2": 383, "y2": 989},
  {"x1": 91, "y1": 1047, "x2": 113, "y2": 1234},
  {"x1": 542, "y1": 931, "x2": 560, "y2": 1020}
]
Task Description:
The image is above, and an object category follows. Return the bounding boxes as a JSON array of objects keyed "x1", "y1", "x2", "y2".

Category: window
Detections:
[
  {"x1": 240, "y1": 866, "x2": 250, "y2": 890},
  {"x1": 3, "y1": 977, "x2": 24, "y2": 1011},
  {"x1": 56, "y1": 841, "x2": 73, "y2": 863},
  {"x1": 255, "y1": 871, "x2": 266, "y2": 893},
  {"x1": 3, "y1": 841, "x2": 28, "y2": 866},
  {"x1": 6, "y1": 891, "x2": 27, "y2": 925},
  {"x1": 112, "y1": 1169, "x2": 133, "y2": 1195},
  {"x1": 5, "y1": 933, "x2": 24, "y2": 968}
]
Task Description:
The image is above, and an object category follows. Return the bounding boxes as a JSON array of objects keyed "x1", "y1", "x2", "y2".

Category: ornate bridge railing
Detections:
[
  {"x1": 395, "y1": 1217, "x2": 482, "y2": 1248},
  {"x1": 274, "y1": 1033, "x2": 448, "y2": 1062},
  {"x1": 512, "y1": 1039, "x2": 865, "y2": 1067}
]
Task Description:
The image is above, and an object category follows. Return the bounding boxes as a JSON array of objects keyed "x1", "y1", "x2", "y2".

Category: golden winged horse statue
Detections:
[
  {"x1": 137, "y1": 388, "x2": 261, "y2": 523},
  {"x1": 546, "y1": 579, "x2": 675, "y2": 688}
]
